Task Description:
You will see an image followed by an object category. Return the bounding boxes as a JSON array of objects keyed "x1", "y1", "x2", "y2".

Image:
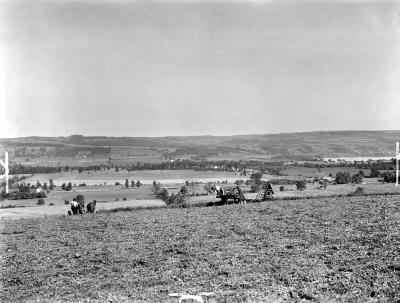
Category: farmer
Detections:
[{"x1": 264, "y1": 182, "x2": 274, "y2": 197}]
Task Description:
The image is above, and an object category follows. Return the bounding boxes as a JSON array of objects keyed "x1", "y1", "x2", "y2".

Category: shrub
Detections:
[
  {"x1": 249, "y1": 182, "x2": 260, "y2": 193},
  {"x1": 370, "y1": 167, "x2": 380, "y2": 178},
  {"x1": 49, "y1": 203, "x2": 55, "y2": 206},
  {"x1": 64, "y1": 200, "x2": 70, "y2": 205},
  {"x1": 355, "y1": 186, "x2": 364, "y2": 194},
  {"x1": 381, "y1": 172, "x2": 399, "y2": 183},
  {"x1": 348, "y1": 186, "x2": 365, "y2": 196},
  {"x1": 335, "y1": 171, "x2": 351, "y2": 184},
  {"x1": 152, "y1": 182, "x2": 161, "y2": 192},
  {"x1": 123, "y1": 197, "x2": 127, "y2": 201},
  {"x1": 296, "y1": 181, "x2": 306, "y2": 191},
  {"x1": 269, "y1": 179, "x2": 299, "y2": 185},
  {"x1": 155, "y1": 188, "x2": 169, "y2": 201},
  {"x1": 65, "y1": 182, "x2": 72, "y2": 191},
  {"x1": 279, "y1": 185, "x2": 285, "y2": 192},
  {"x1": 1, "y1": 191, "x2": 48, "y2": 200},
  {"x1": 115, "y1": 182, "x2": 121, "y2": 186},
  {"x1": 351, "y1": 173, "x2": 363, "y2": 184},
  {"x1": 179, "y1": 185, "x2": 189, "y2": 196},
  {"x1": 234, "y1": 180, "x2": 245, "y2": 186},
  {"x1": 167, "y1": 193, "x2": 186, "y2": 207},
  {"x1": 250, "y1": 172, "x2": 263, "y2": 182},
  {"x1": 37, "y1": 199, "x2": 45, "y2": 205},
  {"x1": 37, "y1": 191, "x2": 47, "y2": 198}
]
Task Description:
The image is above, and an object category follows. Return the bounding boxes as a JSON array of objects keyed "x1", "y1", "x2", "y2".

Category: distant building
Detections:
[{"x1": 321, "y1": 176, "x2": 334, "y2": 183}]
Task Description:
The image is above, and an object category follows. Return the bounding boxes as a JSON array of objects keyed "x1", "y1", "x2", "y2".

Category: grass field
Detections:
[
  {"x1": 1, "y1": 194, "x2": 400, "y2": 302},
  {"x1": 280, "y1": 167, "x2": 372, "y2": 179},
  {"x1": 2, "y1": 176, "x2": 400, "y2": 219},
  {"x1": 24, "y1": 170, "x2": 246, "y2": 186},
  {"x1": 0, "y1": 200, "x2": 166, "y2": 220}
]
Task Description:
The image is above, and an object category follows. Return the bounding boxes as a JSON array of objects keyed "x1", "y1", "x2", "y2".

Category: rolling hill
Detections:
[{"x1": 0, "y1": 130, "x2": 398, "y2": 165}]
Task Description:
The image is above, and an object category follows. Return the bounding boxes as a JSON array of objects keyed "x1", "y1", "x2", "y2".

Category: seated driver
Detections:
[{"x1": 264, "y1": 182, "x2": 274, "y2": 195}]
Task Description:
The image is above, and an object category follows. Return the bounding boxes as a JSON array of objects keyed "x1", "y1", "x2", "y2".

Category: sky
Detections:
[{"x1": 0, "y1": 0, "x2": 399, "y2": 138}]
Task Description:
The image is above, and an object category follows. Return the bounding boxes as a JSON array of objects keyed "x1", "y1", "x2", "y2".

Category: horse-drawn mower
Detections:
[{"x1": 213, "y1": 186, "x2": 246, "y2": 205}]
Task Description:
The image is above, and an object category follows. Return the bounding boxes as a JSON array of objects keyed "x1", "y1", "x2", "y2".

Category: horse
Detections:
[
  {"x1": 86, "y1": 200, "x2": 97, "y2": 213},
  {"x1": 211, "y1": 185, "x2": 225, "y2": 198},
  {"x1": 211, "y1": 185, "x2": 246, "y2": 205},
  {"x1": 230, "y1": 186, "x2": 246, "y2": 204}
]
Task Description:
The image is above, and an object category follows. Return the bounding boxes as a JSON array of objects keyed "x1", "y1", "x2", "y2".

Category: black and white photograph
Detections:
[{"x1": 1, "y1": 0, "x2": 400, "y2": 302}]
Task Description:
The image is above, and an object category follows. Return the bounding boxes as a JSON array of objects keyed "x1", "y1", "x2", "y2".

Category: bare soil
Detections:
[{"x1": 1, "y1": 195, "x2": 400, "y2": 302}]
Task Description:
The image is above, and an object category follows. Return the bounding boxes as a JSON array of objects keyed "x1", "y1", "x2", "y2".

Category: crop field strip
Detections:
[{"x1": 1, "y1": 195, "x2": 400, "y2": 302}]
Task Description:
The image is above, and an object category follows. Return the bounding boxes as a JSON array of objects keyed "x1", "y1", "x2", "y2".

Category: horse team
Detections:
[{"x1": 68, "y1": 199, "x2": 96, "y2": 215}]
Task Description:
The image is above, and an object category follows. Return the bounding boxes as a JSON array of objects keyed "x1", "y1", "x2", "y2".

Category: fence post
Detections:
[
  {"x1": 0, "y1": 151, "x2": 9, "y2": 193},
  {"x1": 396, "y1": 142, "x2": 399, "y2": 187}
]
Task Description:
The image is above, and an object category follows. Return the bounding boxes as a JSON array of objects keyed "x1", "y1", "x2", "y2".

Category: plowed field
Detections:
[{"x1": 1, "y1": 195, "x2": 400, "y2": 302}]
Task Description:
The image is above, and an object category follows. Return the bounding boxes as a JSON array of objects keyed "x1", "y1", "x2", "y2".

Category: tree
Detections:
[
  {"x1": 250, "y1": 172, "x2": 263, "y2": 183},
  {"x1": 131, "y1": 180, "x2": 135, "y2": 188},
  {"x1": 351, "y1": 173, "x2": 363, "y2": 184},
  {"x1": 66, "y1": 182, "x2": 72, "y2": 191},
  {"x1": 136, "y1": 180, "x2": 142, "y2": 187},
  {"x1": 61, "y1": 183, "x2": 66, "y2": 190},
  {"x1": 125, "y1": 179, "x2": 129, "y2": 189},
  {"x1": 370, "y1": 166, "x2": 380, "y2": 178},
  {"x1": 155, "y1": 188, "x2": 169, "y2": 201},
  {"x1": 152, "y1": 183, "x2": 161, "y2": 193},
  {"x1": 115, "y1": 166, "x2": 119, "y2": 172},
  {"x1": 234, "y1": 180, "x2": 245, "y2": 186},
  {"x1": 335, "y1": 171, "x2": 351, "y2": 184},
  {"x1": 296, "y1": 181, "x2": 306, "y2": 191},
  {"x1": 381, "y1": 172, "x2": 399, "y2": 183},
  {"x1": 249, "y1": 172, "x2": 263, "y2": 192},
  {"x1": 179, "y1": 185, "x2": 189, "y2": 196},
  {"x1": 279, "y1": 185, "x2": 285, "y2": 192},
  {"x1": 49, "y1": 179, "x2": 55, "y2": 190}
]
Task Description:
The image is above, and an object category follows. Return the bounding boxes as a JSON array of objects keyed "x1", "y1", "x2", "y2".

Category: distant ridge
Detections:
[{"x1": 1, "y1": 130, "x2": 399, "y2": 161}]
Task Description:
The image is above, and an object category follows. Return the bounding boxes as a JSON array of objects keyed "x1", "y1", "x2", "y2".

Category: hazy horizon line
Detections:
[{"x1": 1, "y1": 129, "x2": 400, "y2": 140}]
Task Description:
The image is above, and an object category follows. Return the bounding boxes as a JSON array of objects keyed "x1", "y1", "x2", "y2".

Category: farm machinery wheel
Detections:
[
  {"x1": 256, "y1": 192, "x2": 274, "y2": 201},
  {"x1": 256, "y1": 193, "x2": 264, "y2": 201}
]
